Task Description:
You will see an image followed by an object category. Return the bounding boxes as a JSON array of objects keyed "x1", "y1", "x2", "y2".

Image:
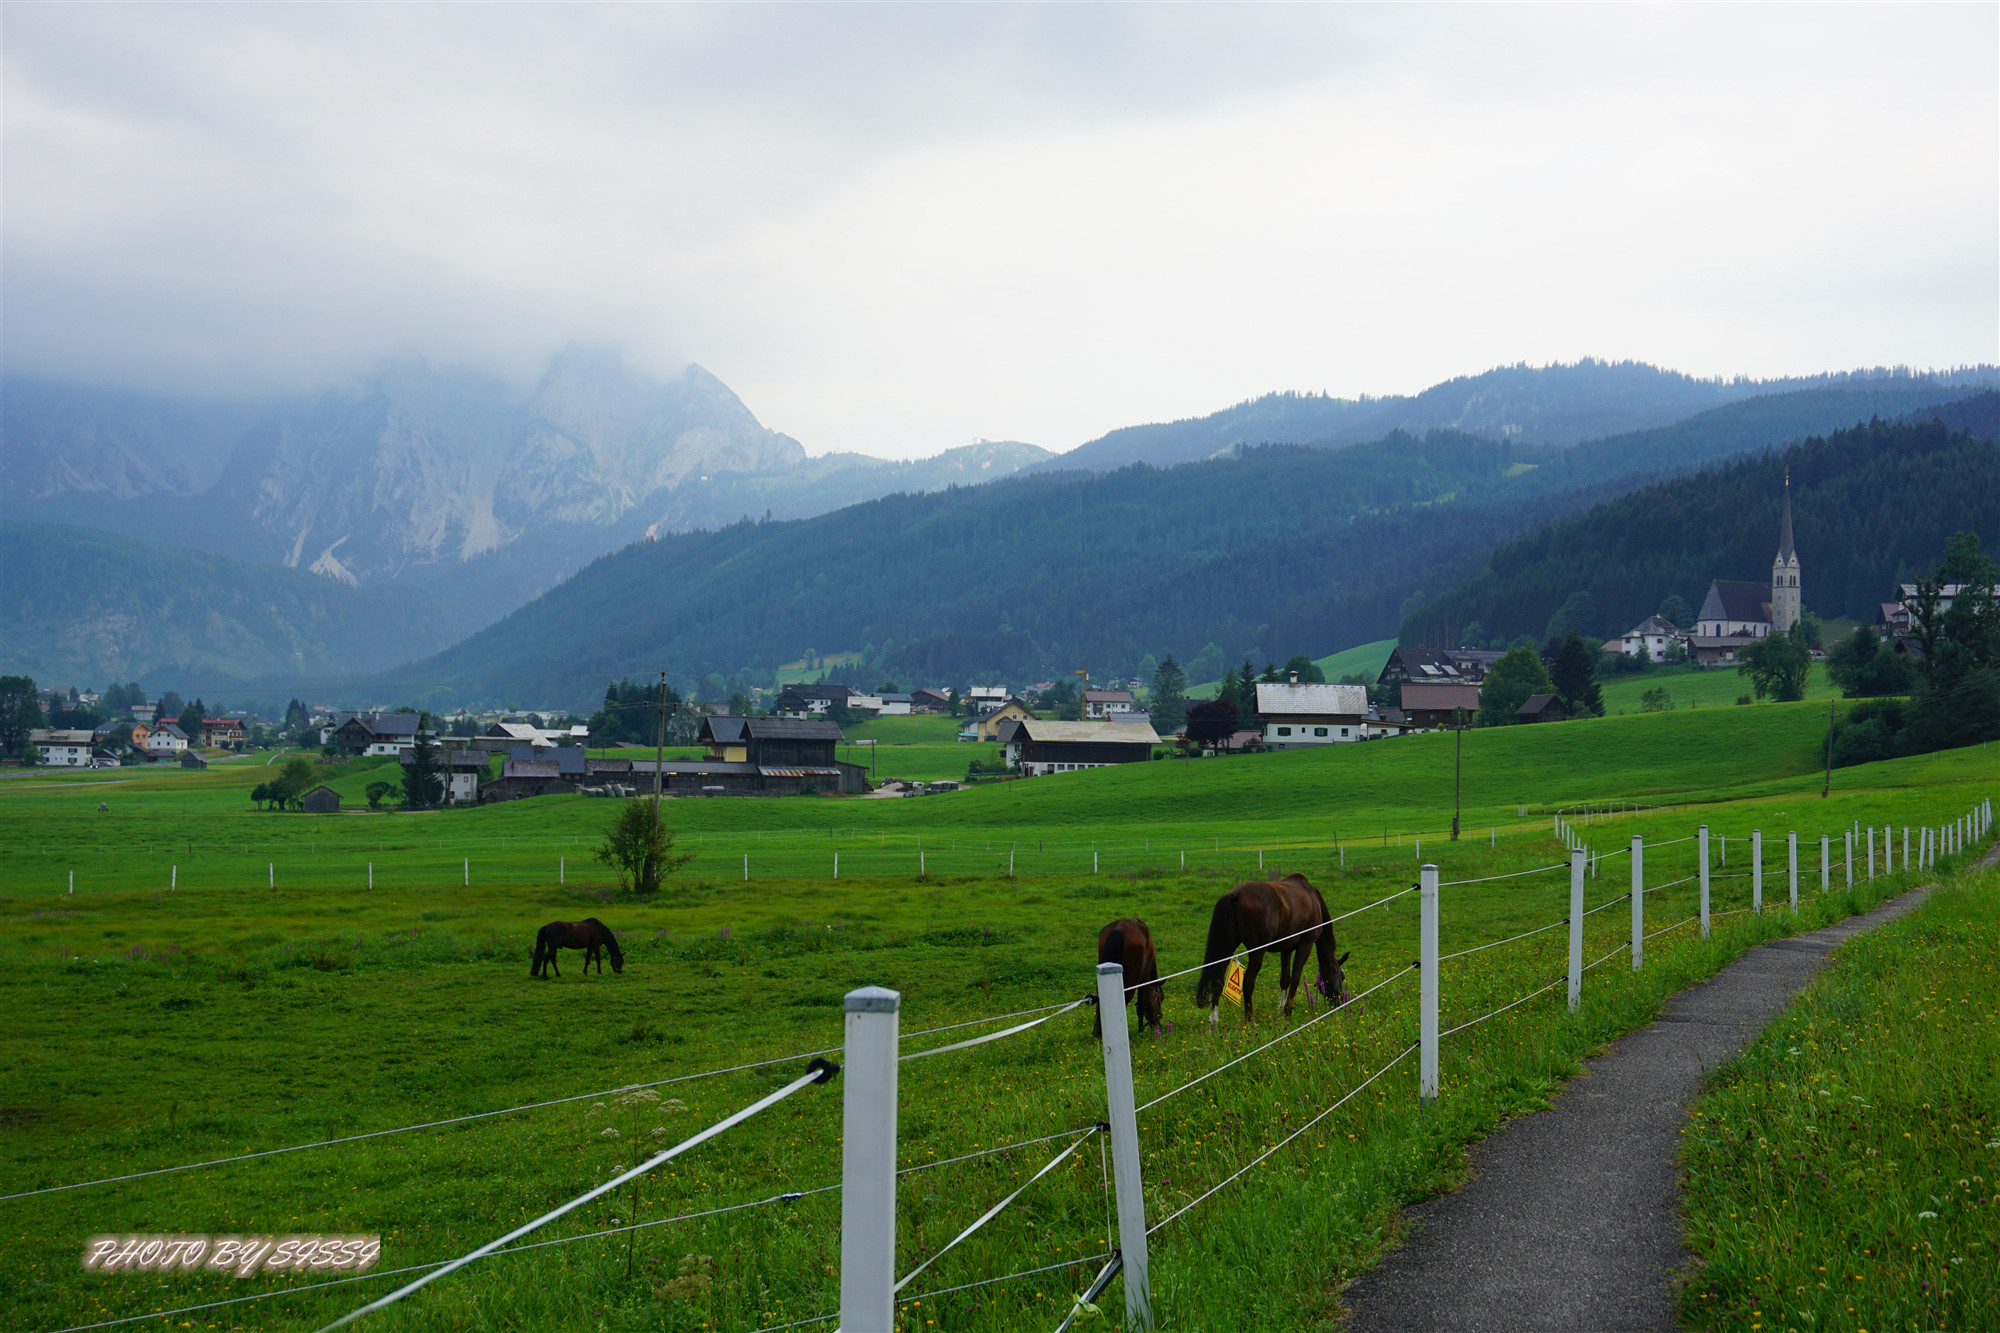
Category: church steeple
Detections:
[{"x1": 1771, "y1": 468, "x2": 1801, "y2": 633}]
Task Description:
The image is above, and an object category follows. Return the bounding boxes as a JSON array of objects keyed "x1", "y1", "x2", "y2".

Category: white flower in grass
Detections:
[
  {"x1": 601, "y1": 1127, "x2": 621, "y2": 1139},
  {"x1": 651, "y1": 1127, "x2": 671, "y2": 1139},
  {"x1": 614, "y1": 1087, "x2": 661, "y2": 1108},
  {"x1": 586, "y1": 1103, "x2": 607, "y2": 1118},
  {"x1": 1918, "y1": 1210, "x2": 1939, "y2": 1219},
  {"x1": 664, "y1": 1098, "x2": 688, "y2": 1112}
]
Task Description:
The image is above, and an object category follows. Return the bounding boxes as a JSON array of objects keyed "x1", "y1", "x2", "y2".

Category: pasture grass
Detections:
[
  {"x1": 1598, "y1": 662, "x2": 1836, "y2": 714},
  {"x1": 1677, "y1": 861, "x2": 2000, "y2": 1333},
  {"x1": 1, "y1": 778, "x2": 1984, "y2": 1329}
]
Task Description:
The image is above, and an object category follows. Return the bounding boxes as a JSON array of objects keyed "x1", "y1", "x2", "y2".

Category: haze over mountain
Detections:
[
  {"x1": 4, "y1": 350, "x2": 1050, "y2": 639},
  {"x1": 368, "y1": 378, "x2": 1995, "y2": 711}
]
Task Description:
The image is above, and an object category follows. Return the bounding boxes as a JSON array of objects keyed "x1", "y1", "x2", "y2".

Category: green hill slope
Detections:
[
  {"x1": 1404, "y1": 414, "x2": 2000, "y2": 647},
  {"x1": 0, "y1": 521, "x2": 454, "y2": 687},
  {"x1": 379, "y1": 383, "x2": 1987, "y2": 709}
]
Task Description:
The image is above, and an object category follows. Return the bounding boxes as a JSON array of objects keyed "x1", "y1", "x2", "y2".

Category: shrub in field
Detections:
[{"x1": 596, "y1": 798, "x2": 694, "y2": 892}]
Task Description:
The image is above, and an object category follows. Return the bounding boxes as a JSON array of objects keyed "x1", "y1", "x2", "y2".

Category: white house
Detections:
[
  {"x1": 877, "y1": 693, "x2": 914, "y2": 716},
  {"x1": 1082, "y1": 689, "x2": 1137, "y2": 719},
  {"x1": 142, "y1": 722, "x2": 190, "y2": 754},
  {"x1": 32, "y1": 729, "x2": 96, "y2": 766},
  {"x1": 968, "y1": 685, "x2": 1008, "y2": 704},
  {"x1": 1252, "y1": 681, "x2": 1369, "y2": 749},
  {"x1": 1613, "y1": 615, "x2": 1687, "y2": 662}
]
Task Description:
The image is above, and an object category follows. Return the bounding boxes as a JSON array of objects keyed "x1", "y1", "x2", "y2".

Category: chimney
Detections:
[{"x1": 1288, "y1": 670, "x2": 1299, "y2": 684}]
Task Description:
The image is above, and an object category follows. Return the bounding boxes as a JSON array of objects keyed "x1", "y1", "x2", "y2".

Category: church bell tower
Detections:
[{"x1": 1772, "y1": 470, "x2": 1801, "y2": 634}]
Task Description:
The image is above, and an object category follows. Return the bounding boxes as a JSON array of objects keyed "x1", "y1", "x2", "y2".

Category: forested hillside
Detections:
[
  {"x1": 1402, "y1": 411, "x2": 2000, "y2": 648},
  {"x1": 372, "y1": 382, "x2": 1992, "y2": 709},
  {"x1": 0, "y1": 522, "x2": 454, "y2": 686}
]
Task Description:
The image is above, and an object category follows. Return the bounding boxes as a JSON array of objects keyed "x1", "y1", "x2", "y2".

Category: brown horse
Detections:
[
  {"x1": 1095, "y1": 918, "x2": 1164, "y2": 1037},
  {"x1": 1192, "y1": 873, "x2": 1349, "y2": 1024},
  {"x1": 531, "y1": 919, "x2": 623, "y2": 978}
]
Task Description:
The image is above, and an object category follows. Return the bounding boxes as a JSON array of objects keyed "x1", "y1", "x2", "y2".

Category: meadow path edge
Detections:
[{"x1": 1339, "y1": 882, "x2": 1939, "y2": 1333}]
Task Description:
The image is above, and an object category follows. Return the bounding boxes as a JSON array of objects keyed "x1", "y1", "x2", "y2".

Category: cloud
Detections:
[{"x1": 3, "y1": 4, "x2": 1993, "y2": 458}]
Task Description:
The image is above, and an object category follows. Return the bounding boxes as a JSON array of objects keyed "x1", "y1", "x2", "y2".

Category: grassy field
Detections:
[
  {"x1": 836, "y1": 714, "x2": 1002, "y2": 783},
  {"x1": 1678, "y1": 860, "x2": 1999, "y2": 1333},
  {"x1": 1186, "y1": 639, "x2": 1397, "y2": 699},
  {"x1": 1598, "y1": 662, "x2": 1837, "y2": 714},
  {"x1": 1, "y1": 707, "x2": 1991, "y2": 1332}
]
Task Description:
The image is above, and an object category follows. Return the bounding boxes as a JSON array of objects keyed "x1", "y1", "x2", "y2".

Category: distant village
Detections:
[{"x1": 15, "y1": 481, "x2": 1987, "y2": 808}]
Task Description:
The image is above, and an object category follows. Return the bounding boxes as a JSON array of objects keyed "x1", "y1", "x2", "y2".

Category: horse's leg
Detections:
[
  {"x1": 1281, "y1": 944, "x2": 1309, "y2": 1019},
  {"x1": 1242, "y1": 949, "x2": 1264, "y2": 1024}
]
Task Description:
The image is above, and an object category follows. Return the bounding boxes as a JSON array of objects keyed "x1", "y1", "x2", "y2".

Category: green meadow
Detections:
[
  {"x1": 1, "y1": 704, "x2": 1991, "y2": 1332},
  {"x1": 1679, "y1": 861, "x2": 2000, "y2": 1333},
  {"x1": 1598, "y1": 662, "x2": 1839, "y2": 715}
]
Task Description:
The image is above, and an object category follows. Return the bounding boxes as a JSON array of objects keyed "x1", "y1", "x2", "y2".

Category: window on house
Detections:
[
  {"x1": 1314, "y1": 727, "x2": 1327, "y2": 736},
  {"x1": 1277, "y1": 726, "x2": 1292, "y2": 736},
  {"x1": 1340, "y1": 728, "x2": 1350, "y2": 737}
]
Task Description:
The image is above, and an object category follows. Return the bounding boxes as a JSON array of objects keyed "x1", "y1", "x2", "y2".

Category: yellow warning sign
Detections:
[{"x1": 1221, "y1": 959, "x2": 1245, "y2": 1005}]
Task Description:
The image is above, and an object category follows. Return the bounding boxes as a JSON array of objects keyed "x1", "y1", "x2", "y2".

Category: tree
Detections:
[
  {"x1": 1215, "y1": 666, "x2": 1241, "y2": 716},
  {"x1": 1149, "y1": 655, "x2": 1188, "y2": 732},
  {"x1": 727, "y1": 690, "x2": 751, "y2": 717},
  {"x1": 0, "y1": 675, "x2": 44, "y2": 754},
  {"x1": 1186, "y1": 643, "x2": 1225, "y2": 687},
  {"x1": 1549, "y1": 632, "x2": 1604, "y2": 718},
  {"x1": 157, "y1": 691, "x2": 185, "y2": 720},
  {"x1": 1281, "y1": 653, "x2": 1325, "y2": 684},
  {"x1": 250, "y1": 782, "x2": 272, "y2": 811},
  {"x1": 1183, "y1": 697, "x2": 1240, "y2": 748},
  {"x1": 1258, "y1": 662, "x2": 1281, "y2": 684},
  {"x1": 400, "y1": 723, "x2": 445, "y2": 809},
  {"x1": 1826, "y1": 626, "x2": 1916, "y2": 698},
  {"x1": 595, "y1": 798, "x2": 693, "y2": 892},
  {"x1": 366, "y1": 780, "x2": 397, "y2": 810},
  {"x1": 1478, "y1": 647, "x2": 1554, "y2": 727},
  {"x1": 1544, "y1": 591, "x2": 1598, "y2": 644},
  {"x1": 266, "y1": 756, "x2": 318, "y2": 810},
  {"x1": 1739, "y1": 626, "x2": 1812, "y2": 702},
  {"x1": 1639, "y1": 686, "x2": 1674, "y2": 712},
  {"x1": 1657, "y1": 594, "x2": 1692, "y2": 629},
  {"x1": 178, "y1": 698, "x2": 207, "y2": 744},
  {"x1": 284, "y1": 698, "x2": 310, "y2": 733}
]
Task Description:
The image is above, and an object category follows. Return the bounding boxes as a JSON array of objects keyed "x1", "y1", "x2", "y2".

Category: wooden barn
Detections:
[{"x1": 999, "y1": 718, "x2": 1160, "y2": 776}]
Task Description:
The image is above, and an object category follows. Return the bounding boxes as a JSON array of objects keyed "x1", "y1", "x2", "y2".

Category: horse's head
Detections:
[{"x1": 1316, "y1": 950, "x2": 1353, "y2": 1006}]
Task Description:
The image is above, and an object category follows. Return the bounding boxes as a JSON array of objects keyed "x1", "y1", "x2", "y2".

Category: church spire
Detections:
[{"x1": 1776, "y1": 467, "x2": 1795, "y2": 563}]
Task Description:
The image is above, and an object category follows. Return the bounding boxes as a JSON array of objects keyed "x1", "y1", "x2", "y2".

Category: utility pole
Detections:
[
  {"x1": 652, "y1": 672, "x2": 667, "y2": 889},
  {"x1": 1821, "y1": 698, "x2": 1833, "y2": 798},
  {"x1": 1451, "y1": 707, "x2": 1464, "y2": 839}
]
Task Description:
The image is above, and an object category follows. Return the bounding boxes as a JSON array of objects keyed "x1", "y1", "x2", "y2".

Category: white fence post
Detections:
[
  {"x1": 1567, "y1": 849, "x2": 1584, "y2": 1012},
  {"x1": 171, "y1": 865, "x2": 177, "y2": 891},
  {"x1": 1630, "y1": 835, "x2": 1644, "y2": 971},
  {"x1": 1867, "y1": 827, "x2": 1875, "y2": 879},
  {"x1": 1788, "y1": 832, "x2": 1799, "y2": 912},
  {"x1": 268, "y1": 863, "x2": 274, "y2": 889},
  {"x1": 1820, "y1": 836, "x2": 1830, "y2": 892},
  {"x1": 1844, "y1": 832, "x2": 1853, "y2": 890},
  {"x1": 368, "y1": 862, "x2": 373, "y2": 890},
  {"x1": 68, "y1": 871, "x2": 74, "y2": 894},
  {"x1": 1903, "y1": 826, "x2": 1910, "y2": 872},
  {"x1": 840, "y1": 986, "x2": 899, "y2": 1333},
  {"x1": 1009, "y1": 846, "x2": 1015, "y2": 877},
  {"x1": 559, "y1": 856, "x2": 564, "y2": 886},
  {"x1": 1096, "y1": 962, "x2": 1154, "y2": 1330},
  {"x1": 1750, "y1": 831, "x2": 1762, "y2": 914},
  {"x1": 1698, "y1": 825, "x2": 1710, "y2": 939},
  {"x1": 1419, "y1": 864, "x2": 1439, "y2": 1105},
  {"x1": 744, "y1": 853, "x2": 750, "y2": 882},
  {"x1": 834, "y1": 853, "x2": 839, "y2": 880},
  {"x1": 463, "y1": 858, "x2": 469, "y2": 888}
]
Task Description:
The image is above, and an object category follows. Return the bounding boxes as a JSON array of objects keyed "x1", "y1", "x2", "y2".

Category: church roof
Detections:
[
  {"x1": 1699, "y1": 579, "x2": 1773, "y2": 625},
  {"x1": 1776, "y1": 474, "x2": 1796, "y2": 563}
]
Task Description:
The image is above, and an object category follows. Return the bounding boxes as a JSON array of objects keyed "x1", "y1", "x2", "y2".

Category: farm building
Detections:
[
  {"x1": 1253, "y1": 680, "x2": 1367, "y2": 749},
  {"x1": 962, "y1": 697, "x2": 1037, "y2": 742},
  {"x1": 1377, "y1": 646, "x2": 1468, "y2": 687},
  {"x1": 298, "y1": 785, "x2": 342, "y2": 814},
  {"x1": 1082, "y1": 689, "x2": 1137, "y2": 719},
  {"x1": 1400, "y1": 681, "x2": 1481, "y2": 730},
  {"x1": 999, "y1": 718, "x2": 1160, "y2": 776},
  {"x1": 1517, "y1": 694, "x2": 1568, "y2": 724},
  {"x1": 29, "y1": 728, "x2": 95, "y2": 766},
  {"x1": 1613, "y1": 615, "x2": 1687, "y2": 662},
  {"x1": 331, "y1": 712, "x2": 424, "y2": 757},
  {"x1": 609, "y1": 718, "x2": 872, "y2": 796}
]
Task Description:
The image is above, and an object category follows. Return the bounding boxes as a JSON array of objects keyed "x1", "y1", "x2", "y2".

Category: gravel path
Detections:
[{"x1": 1341, "y1": 884, "x2": 1936, "y2": 1333}]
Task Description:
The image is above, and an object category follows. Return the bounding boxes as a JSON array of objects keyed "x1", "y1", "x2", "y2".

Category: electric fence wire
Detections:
[
  {"x1": 312, "y1": 1061, "x2": 837, "y2": 1332},
  {"x1": 7, "y1": 995, "x2": 1097, "y2": 1201},
  {"x1": 892, "y1": 1129, "x2": 1102, "y2": 1294},
  {"x1": 1146, "y1": 1043, "x2": 1418, "y2": 1236},
  {"x1": 48, "y1": 1186, "x2": 840, "y2": 1333},
  {"x1": 1436, "y1": 914, "x2": 1568, "y2": 962},
  {"x1": 1438, "y1": 859, "x2": 1570, "y2": 886},
  {"x1": 901, "y1": 998, "x2": 1091, "y2": 1062},
  {"x1": 901, "y1": 1126, "x2": 1097, "y2": 1178},
  {"x1": 1138, "y1": 884, "x2": 1418, "y2": 992},
  {"x1": 1439, "y1": 974, "x2": 1567, "y2": 1039},
  {"x1": 1136, "y1": 966, "x2": 1414, "y2": 1115},
  {"x1": 1581, "y1": 891, "x2": 1632, "y2": 917},
  {"x1": 1643, "y1": 914, "x2": 1702, "y2": 943},
  {"x1": 1581, "y1": 939, "x2": 1632, "y2": 972},
  {"x1": 895, "y1": 1251, "x2": 1115, "y2": 1309},
  {"x1": 1643, "y1": 873, "x2": 1699, "y2": 896}
]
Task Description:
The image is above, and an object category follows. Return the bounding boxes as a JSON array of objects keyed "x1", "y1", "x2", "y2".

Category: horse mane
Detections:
[{"x1": 582, "y1": 917, "x2": 623, "y2": 966}]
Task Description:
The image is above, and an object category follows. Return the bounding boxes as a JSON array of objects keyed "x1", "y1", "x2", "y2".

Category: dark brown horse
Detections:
[
  {"x1": 1095, "y1": 918, "x2": 1164, "y2": 1037},
  {"x1": 1192, "y1": 873, "x2": 1349, "y2": 1024},
  {"x1": 531, "y1": 919, "x2": 623, "y2": 978}
]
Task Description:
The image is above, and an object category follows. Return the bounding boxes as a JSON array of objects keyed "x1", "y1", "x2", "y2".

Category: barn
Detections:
[{"x1": 999, "y1": 719, "x2": 1160, "y2": 776}]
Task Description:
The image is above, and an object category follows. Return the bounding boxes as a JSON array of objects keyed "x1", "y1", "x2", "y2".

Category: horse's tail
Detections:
[
  {"x1": 530, "y1": 926, "x2": 548, "y2": 976},
  {"x1": 1193, "y1": 892, "x2": 1240, "y2": 1009},
  {"x1": 1098, "y1": 927, "x2": 1126, "y2": 968}
]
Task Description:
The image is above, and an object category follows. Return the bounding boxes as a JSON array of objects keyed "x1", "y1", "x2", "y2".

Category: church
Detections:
[{"x1": 1688, "y1": 476, "x2": 1802, "y2": 665}]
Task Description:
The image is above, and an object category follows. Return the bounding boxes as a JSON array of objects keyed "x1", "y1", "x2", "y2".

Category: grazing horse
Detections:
[
  {"x1": 1094, "y1": 918, "x2": 1164, "y2": 1038},
  {"x1": 531, "y1": 918, "x2": 623, "y2": 978},
  {"x1": 1192, "y1": 873, "x2": 1349, "y2": 1025}
]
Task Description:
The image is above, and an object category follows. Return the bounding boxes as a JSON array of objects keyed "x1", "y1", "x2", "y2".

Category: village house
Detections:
[
  {"x1": 1442, "y1": 649, "x2": 1508, "y2": 683},
  {"x1": 1613, "y1": 615, "x2": 1687, "y2": 662},
  {"x1": 1400, "y1": 681, "x2": 1481, "y2": 730},
  {"x1": 1082, "y1": 689, "x2": 1137, "y2": 719},
  {"x1": 30, "y1": 729, "x2": 95, "y2": 766},
  {"x1": 179, "y1": 750, "x2": 208, "y2": 770},
  {"x1": 909, "y1": 688, "x2": 953, "y2": 713},
  {"x1": 1879, "y1": 582, "x2": 2000, "y2": 639},
  {"x1": 960, "y1": 696, "x2": 1037, "y2": 742},
  {"x1": 299, "y1": 785, "x2": 342, "y2": 814},
  {"x1": 445, "y1": 750, "x2": 489, "y2": 803},
  {"x1": 1253, "y1": 679, "x2": 1368, "y2": 749},
  {"x1": 138, "y1": 722, "x2": 189, "y2": 755},
  {"x1": 1365, "y1": 703, "x2": 1410, "y2": 738},
  {"x1": 1377, "y1": 646, "x2": 1468, "y2": 687},
  {"x1": 332, "y1": 712, "x2": 425, "y2": 757},
  {"x1": 967, "y1": 685, "x2": 1008, "y2": 705},
  {"x1": 877, "y1": 693, "x2": 915, "y2": 716},
  {"x1": 202, "y1": 717, "x2": 247, "y2": 750},
  {"x1": 998, "y1": 718, "x2": 1160, "y2": 776},
  {"x1": 1517, "y1": 694, "x2": 1568, "y2": 724}
]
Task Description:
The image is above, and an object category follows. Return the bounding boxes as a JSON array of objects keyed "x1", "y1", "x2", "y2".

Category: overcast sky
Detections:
[{"x1": 4, "y1": 4, "x2": 1995, "y2": 459}]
